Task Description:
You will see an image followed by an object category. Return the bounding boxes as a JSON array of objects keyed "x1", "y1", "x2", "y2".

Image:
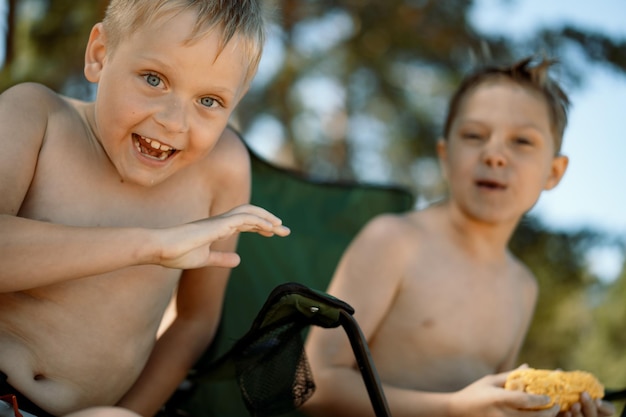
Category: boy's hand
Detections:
[
  {"x1": 557, "y1": 392, "x2": 616, "y2": 417},
  {"x1": 450, "y1": 372, "x2": 560, "y2": 417},
  {"x1": 155, "y1": 204, "x2": 290, "y2": 269}
]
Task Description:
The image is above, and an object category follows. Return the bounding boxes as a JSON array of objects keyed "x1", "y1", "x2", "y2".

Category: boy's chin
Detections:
[{"x1": 118, "y1": 170, "x2": 171, "y2": 187}]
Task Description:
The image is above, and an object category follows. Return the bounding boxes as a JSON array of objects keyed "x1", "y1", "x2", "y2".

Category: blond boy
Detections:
[
  {"x1": 0, "y1": 1, "x2": 290, "y2": 416},
  {"x1": 301, "y1": 58, "x2": 615, "y2": 417}
]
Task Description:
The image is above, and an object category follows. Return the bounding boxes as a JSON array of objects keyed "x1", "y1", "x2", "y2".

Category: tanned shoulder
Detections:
[
  {"x1": 0, "y1": 82, "x2": 67, "y2": 214},
  {"x1": 204, "y1": 125, "x2": 252, "y2": 215},
  {"x1": 351, "y1": 212, "x2": 419, "y2": 265}
]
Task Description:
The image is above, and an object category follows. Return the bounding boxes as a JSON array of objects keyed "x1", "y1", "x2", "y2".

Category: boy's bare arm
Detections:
[
  {"x1": 0, "y1": 83, "x2": 154, "y2": 290},
  {"x1": 116, "y1": 257, "x2": 233, "y2": 417},
  {"x1": 303, "y1": 215, "x2": 412, "y2": 416},
  {"x1": 115, "y1": 128, "x2": 253, "y2": 416},
  {"x1": 497, "y1": 263, "x2": 539, "y2": 373},
  {"x1": 0, "y1": 205, "x2": 288, "y2": 292},
  {"x1": 303, "y1": 365, "x2": 559, "y2": 417}
]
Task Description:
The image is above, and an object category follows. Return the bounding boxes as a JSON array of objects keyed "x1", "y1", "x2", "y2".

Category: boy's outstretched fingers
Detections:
[
  {"x1": 223, "y1": 204, "x2": 290, "y2": 237},
  {"x1": 157, "y1": 204, "x2": 290, "y2": 270}
]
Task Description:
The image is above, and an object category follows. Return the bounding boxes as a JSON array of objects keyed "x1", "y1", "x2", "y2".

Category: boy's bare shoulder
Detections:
[
  {"x1": 1, "y1": 82, "x2": 66, "y2": 110},
  {"x1": 0, "y1": 82, "x2": 77, "y2": 140},
  {"x1": 203, "y1": 126, "x2": 250, "y2": 181},
  {"x1": 365, "y1": 206, "x2": 438, "y2": 235},
  {"x1": 202, "y1": 126, "x2": 252, "y2": 211},
  {"x1": 362, "y1": 211, "x2": 415, "y2": 235},
  {"x1": 354, "y1": 210, "x2": 430, "y2": 254},
  {"x1": 208, "y1": 126, "x2": 250, "y2": 165}
]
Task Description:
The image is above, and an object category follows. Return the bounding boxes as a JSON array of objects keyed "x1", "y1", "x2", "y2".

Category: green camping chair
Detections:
[
  {"x1": 163, "y1": 138, "x2": 414, "y2": 417},
  {"x1": 168, "y1": 282, "x2": 392, "y2": 417}
]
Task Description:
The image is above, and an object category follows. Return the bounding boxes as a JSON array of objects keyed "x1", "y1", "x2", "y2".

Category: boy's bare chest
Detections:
[
  {"x1": 19, "y1": 140, "x2": 210, "y2": 228},
  {"x1": 382, "y1": 276, "x2": 523, "y2": 348},
  {"x1": 404, "y1": 261, "x2": 525, "y2": 345},
  {"x1": 370, "y1": 263, "x2": 528, "y2": 388}
]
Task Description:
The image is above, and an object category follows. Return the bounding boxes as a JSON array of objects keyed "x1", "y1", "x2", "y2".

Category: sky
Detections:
[{"x1": 470, "y1": 0, "x2": 626, "y2": 281}]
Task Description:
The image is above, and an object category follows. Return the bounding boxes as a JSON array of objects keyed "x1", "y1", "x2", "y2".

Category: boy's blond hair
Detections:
[
  {"x1": 442, "y1": 57, "x2": 570, "y2": 154},
  {"x1": 102, "y1": 0, "x2": 269, "y2": 85}
]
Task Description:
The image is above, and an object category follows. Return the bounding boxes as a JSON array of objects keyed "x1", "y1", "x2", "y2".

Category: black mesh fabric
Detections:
[
  {"x1": 234, "y1": 320, "x2": 315, "y2": 417},
  {"x1": 185, "y1": 282, "x2": 353, "y2": 417}
]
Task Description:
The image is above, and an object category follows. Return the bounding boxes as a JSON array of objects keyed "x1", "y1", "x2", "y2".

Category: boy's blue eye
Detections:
[
  {"x1": 145, "y1": 74, "x2": 161, "y2": 87},
  {"x1": 200, "y1": 97, "x2": 217, "y2": 108}
]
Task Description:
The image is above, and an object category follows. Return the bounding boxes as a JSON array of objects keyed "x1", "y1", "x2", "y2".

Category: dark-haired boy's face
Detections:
[
  {"x1": 438, "y1": 80, "x2": 568, "y2": 225},
  {"x1": 85, "y1": 10, "x2": 249, "y2": 187}
]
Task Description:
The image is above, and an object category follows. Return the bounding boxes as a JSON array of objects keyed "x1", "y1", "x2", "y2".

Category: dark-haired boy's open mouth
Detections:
[{"x1": 476, "y1": 179, "x2": 507, "y2": 190}]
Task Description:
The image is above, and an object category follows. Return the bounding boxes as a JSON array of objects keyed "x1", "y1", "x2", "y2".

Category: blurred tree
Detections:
[
  {"x1": 1, "y1": 0, "x2": 625, "y2": 392},
  {"x1": 0, "y1": 0, "x2": 107, "y2": 95},
  {"x1": 571, "y1": 246, "x2": 626, "y2": 388},
  {"x1": 3, "y1": 0, "x2": 625, "y2": 190}
]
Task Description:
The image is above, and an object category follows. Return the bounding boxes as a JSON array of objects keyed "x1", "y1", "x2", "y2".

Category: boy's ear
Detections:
[
  {"x1": 544, "y1": 154, "x2": 569, "y2": 190},
  {"x1": 436, "y1": 138, "x2": 449, "y2": 180},
  {"x1": 84, "y1": 23, "x2": 107, "y2": 83}
]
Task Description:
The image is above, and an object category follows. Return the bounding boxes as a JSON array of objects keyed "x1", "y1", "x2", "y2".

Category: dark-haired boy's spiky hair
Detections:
[{"x1": 442, "y1": 57, "x2": 570, "y2": 154}]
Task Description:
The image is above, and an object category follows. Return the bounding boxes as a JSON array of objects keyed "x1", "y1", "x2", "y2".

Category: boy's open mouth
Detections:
[
  {"x1": 133, "y1": 133, "x2": 177, "y2": 161},
  {"x1": 476, "y1": 179, "x2": 506, "y2": 190}
]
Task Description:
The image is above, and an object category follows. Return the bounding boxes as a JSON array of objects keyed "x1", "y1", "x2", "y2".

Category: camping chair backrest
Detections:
[
  {"x1": 177, "y1": 142, "x2": 415, "y2": 417},
  {"x1": 187, "y1": 282, "x2": 393, "y2": 417}
]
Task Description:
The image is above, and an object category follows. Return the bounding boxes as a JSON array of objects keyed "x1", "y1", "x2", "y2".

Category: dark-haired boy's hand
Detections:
[
  {"x1": 557, "y1": 392, "x2": 616, "y2": 417},
  {"x1": 449, "y1": 372, "x2": 560, "y2": 417}
]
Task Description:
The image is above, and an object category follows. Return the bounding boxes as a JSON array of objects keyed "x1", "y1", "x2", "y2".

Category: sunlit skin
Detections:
[
  {"x1": 439, "y1": 79, "x2": 567, "y2": 230},
  {"x1": 86, "y1": 11, "x2": 250, "y2": 187},
  {"x1": 0, "y1": 8, "x2": 289, "y2": 417},
  {"x1": 302, "y1": 80, "x2": 614, "y2": 417}
]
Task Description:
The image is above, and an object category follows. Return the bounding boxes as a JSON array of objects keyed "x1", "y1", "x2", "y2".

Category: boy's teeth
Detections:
[
  {"x1": 143, "y1": 137, "x2": 172, "y2": 151},
  {"x1": 134, "y1": 134, "x2": 175, "y2": 160}
]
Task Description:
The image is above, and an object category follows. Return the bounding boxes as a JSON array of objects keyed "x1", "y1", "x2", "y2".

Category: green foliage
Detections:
[
  {"x1": 0, "y1": 0, "x2": 107, "y2": 92},
  {"x1": 573, "y1": 261, "x2": 626, "y2": 387}
]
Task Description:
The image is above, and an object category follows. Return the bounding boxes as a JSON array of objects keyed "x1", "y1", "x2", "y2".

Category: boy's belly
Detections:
[
  {"x1": 0, "y1": 336, "x2": 145, "y2": 415},
  {"x1": 0, "y1": 268, "x2": 178, "y2": 415},
  {"x1": 372, "y1": 350, "x2": 496, "y2": 392},
  {"x1": 372, "y1": 336, "x2": 496, "y2": 392}
]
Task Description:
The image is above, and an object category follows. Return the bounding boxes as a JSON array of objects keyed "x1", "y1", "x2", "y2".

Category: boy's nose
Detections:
[
  {"x1": 482, "y1": 141, "x2": 507, "y2": 167},
  {"x1": 155, "y1": 97, "x2": 189, "y2": 133}
]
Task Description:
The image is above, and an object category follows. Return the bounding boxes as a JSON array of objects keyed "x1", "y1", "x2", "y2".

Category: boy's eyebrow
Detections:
[{"x1": 458, "y1": 118, "x2": 551, "y2": 134}]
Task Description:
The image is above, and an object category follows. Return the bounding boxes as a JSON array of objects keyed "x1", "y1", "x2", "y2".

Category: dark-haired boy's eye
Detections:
[
  {"x1": 462, "y1": 132, "x2": 482, "y2": 140},
  {"x1": 515, "y1": 137, "x2": 532, "y2": 145}
]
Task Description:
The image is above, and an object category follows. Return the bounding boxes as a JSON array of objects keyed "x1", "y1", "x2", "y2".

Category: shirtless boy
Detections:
[
  {"x1": 301, "y1": 58, "x2": 615, "y2": 417},
  {"x1": 0, "y1": 1, "x2": 290, "y2": 416}
]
